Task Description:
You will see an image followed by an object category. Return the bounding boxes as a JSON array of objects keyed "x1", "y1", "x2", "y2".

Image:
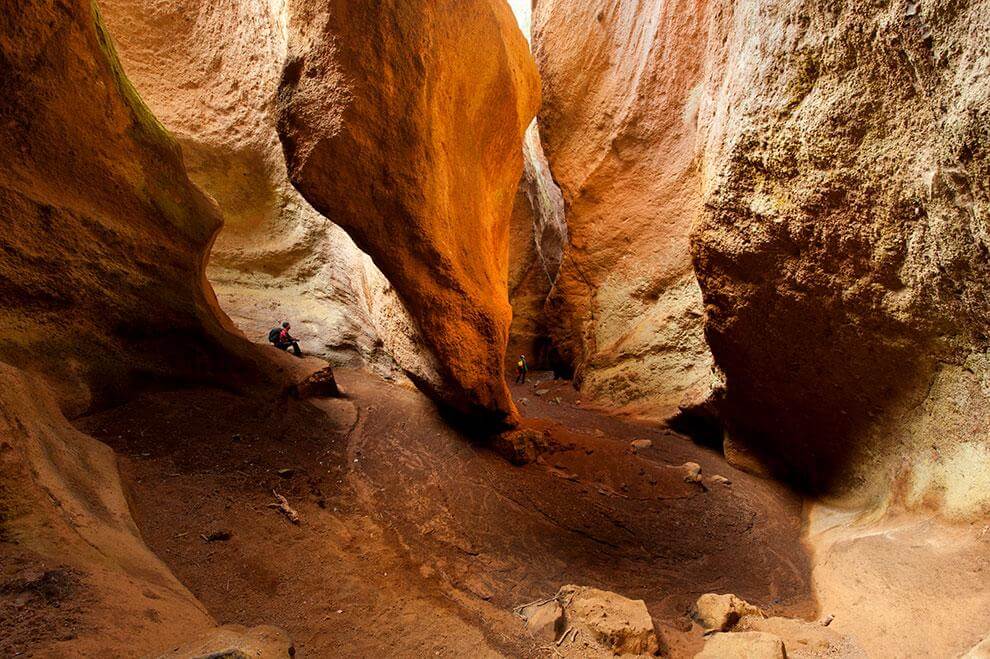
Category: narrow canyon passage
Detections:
[{"x1": 2, "y1": 0, "x2": 989, "y2": 657}]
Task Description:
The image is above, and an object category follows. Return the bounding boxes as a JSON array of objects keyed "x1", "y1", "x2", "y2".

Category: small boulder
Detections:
[
  {"x1": 695, "y1": 631, "x2": 785, "y2": 659},
  {"x1": 723, "y1": 435, "x2": 772, "y2": 478},
  {"x1": 682, "y1": 462, "x2": 703, "y2": 484},
  {"x1": 295, "y1": 366, "x2": 340, "y2": 399},
  {"x1": 558, "y1": 584, "x2": 661, "y2": 655},
  {"x1": 157, "y1": 624, "x2": 294, "y2": 658},
  {"x1": 491, "y1": 428, "x2": 549, "y2": 465},
  {"x1": 693, "y1": 593, "x2": 764, "y2": 632},
  {"x1": 516, "y1": 598, "x2": 565, "y2": 643},
  {"x1": 202, "y1": 529, "x2": 232, "y2": 543},
  {"x1": 710, "y1": 475, "x2": 731, "y2": 487},
  {"x1": 536, "y1": 388, "x2": 550, "y2": 396},
  {"x1": 630, "y1": 439, "x2": 653, "y2": 451}
]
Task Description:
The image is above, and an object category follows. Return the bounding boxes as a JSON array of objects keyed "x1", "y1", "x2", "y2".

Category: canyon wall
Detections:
[
  {"x1": 277, "y1": 0, "x2": 541, "y2": 422},
  {"x1": 0, "y1": 0, "x2": 238, "y2": 415},
  {"x1": 98, "y1": 0, "x2": 441, "y2": 385},
  {"x1": 532, "y1": 0, "x2": 718, "y2": 421},
  {"x1": 0, "y1": 1, "x2": 247, "y2": 652},
  {"x1": 534, "y1": 0, "x2": 990, "y2": 515},
  {"x1": 692, "y1": 0, "x2": 989, "y2": 512}
]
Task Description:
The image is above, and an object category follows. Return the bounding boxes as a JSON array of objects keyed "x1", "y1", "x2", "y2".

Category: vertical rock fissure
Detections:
[{"x1": 506, "y1": 1, "x2": 569, "y2": 373}]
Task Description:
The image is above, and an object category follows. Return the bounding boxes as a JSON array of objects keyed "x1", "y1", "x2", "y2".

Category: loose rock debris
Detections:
[{"x1": 269, "y1": 490, "x2": 301, "y2": 524}]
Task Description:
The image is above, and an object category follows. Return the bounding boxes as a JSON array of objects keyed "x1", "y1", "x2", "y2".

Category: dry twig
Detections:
[{"x1": 269, "y1": 489, "x2": 301, "y2": 524}]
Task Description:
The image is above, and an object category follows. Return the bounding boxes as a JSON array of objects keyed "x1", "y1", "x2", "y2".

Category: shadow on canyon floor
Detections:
[{"x1": 69, "y1": 365, "x2": 816, "y2": 657}]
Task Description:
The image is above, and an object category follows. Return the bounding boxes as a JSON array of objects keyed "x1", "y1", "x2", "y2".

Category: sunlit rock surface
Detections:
[
  {"x1": 277, "y1": 0, "x2": 540, "y2": 422},
  {"x1": 532, "y1": 0, "x2": 718, "y2": 421},
  {"x1": 99, "y1": 0, "x2": 430, "y2": 383}
]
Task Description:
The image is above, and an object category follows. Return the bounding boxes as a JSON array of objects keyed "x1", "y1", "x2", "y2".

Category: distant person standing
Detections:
[
  {"x1": 515, "y1": 354, "x2": 528, "y2": 384},
  {"x1": 268, "y1": 321, "x2": 302, "y2": 357}
]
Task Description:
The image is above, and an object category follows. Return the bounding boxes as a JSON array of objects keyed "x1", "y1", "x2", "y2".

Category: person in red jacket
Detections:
[{"x1": 275, "y1": 321, "x2": 302, "y2": 357}]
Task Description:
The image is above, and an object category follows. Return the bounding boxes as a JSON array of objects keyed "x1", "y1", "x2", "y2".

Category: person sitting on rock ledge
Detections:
[{"x1": 269, "y1": 321, "x2": 302, "y2": 357}]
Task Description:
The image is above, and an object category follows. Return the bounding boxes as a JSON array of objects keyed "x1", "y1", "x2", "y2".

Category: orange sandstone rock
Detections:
[
  {"x1": 98, "y1": 0, "x2": 425, "y2": 382},
  {"x1": 276, "y1": 0, "x2": 540, "y2": 424},
  {"x1": 0, "y1": 1, "x2": 252, "y2": 653},
  {"x1": 0, "y1": 0, "x2": 230, "y2": 415}
]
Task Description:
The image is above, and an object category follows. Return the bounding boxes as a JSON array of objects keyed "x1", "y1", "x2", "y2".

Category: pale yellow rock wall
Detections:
[
  {"x1": 692, "y1": 0, "x2": 990, "y2": 514},
  {"x1": 535, "y1": 0, "x2": 990, "y2": 516},
  {"x1": 532, "y1": 0, "x2": 717, "y2": 420},
  {"x1": 100, "y1": 0, "x2": 434, "y2": 384}
]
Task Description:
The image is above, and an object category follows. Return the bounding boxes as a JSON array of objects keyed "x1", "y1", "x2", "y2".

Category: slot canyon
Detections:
[{"x1": 1, "y1": 0, "x2": 988, "y2": 656}]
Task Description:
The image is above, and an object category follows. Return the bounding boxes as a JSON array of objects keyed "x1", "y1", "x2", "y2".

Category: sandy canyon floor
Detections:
[{"x1": 8, "y1": 358, "x2": 814, "y2": 658}]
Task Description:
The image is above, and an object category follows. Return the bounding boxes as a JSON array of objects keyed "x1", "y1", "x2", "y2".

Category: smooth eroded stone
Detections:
[{"x1": 276, "y1": 0, "x2": 540, "y2": 424}]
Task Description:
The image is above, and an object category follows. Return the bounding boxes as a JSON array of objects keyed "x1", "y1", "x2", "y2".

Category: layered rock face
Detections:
[
  {"x1": 277, "y1": 0, "x2": 541, "y2": 422},
  {"x1": 534, "y1": 0, "x2": 990, "y2": 513},
  {"x1": 0, "y1": 1, "x2": 248, "y2": 651},
  {"x1": 0, "y1": 0, "x2": 235, "y2": 415},
  {"x1": 532, "y1": 0, "x2": 718, "y2": 420},
  {"x1": 692, "y1": 0, "x2": 990, "y2": 510},
  {"x1": 98, "y1": 0, "x2": 431, "y2": 382}
]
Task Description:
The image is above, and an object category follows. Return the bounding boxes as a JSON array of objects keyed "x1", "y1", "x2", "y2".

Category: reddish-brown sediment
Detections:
[
  {"x1": 276, "y1": 0, "x2": 541, "y2": 424},
  {"x1": 76, "y1": 368, "x2": 815, "y2": 658}
]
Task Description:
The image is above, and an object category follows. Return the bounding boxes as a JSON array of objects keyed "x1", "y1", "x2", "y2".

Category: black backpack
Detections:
[{"x1": 268, "y1": 327, "x2": 281, "y2": 344}]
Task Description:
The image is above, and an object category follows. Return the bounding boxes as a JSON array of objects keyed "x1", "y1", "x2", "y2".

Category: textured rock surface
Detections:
[
  {"x1": 735, "y1": 614, "x2": 863, "y2": 658},
  {"x1": 0, "y1": 1, "x2": 253, "y2": 653},
  {"x1": 534, "y1": 0, "x2": 990, "y2": 514},
  {"x1": 556, "y1": 584, "x2": 661, "y2": 656},
  {"x1": 158, "y1": 624, "x2": 294, "y2": 658},
  {"x1": 516, "y1": 585, "x2": 662, "y2": 655},
  {"x1": 690, "y1": 0, "x2": 990, "y2": 510},
  {"x1": 693, "y1": 593, "x2": 764, "y2": 632},
  {"x1": 695, "y1": 631, "x2": 786, "y2": 659},
  {"x1": 0, "y1": 0, "x2": 244, "y2": 414},
  {"x1": 508, "y1": 123, "x2": 567, "y2": 369},
  {"x1": 806, "y1": 505, "x2": 990, "y2": 657},
  {"x1": 532, "y1": 0, "x2": 717, "y2": 420},
  {"x1": 99, "y1": 0, "x2": 429, "y2": 383},
  {"x1": 277, "y1": 0, "x2": 540, "y2": 422},
  {"x1": 0, "y1": 365, "x2": 214, "y2": 656}
]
